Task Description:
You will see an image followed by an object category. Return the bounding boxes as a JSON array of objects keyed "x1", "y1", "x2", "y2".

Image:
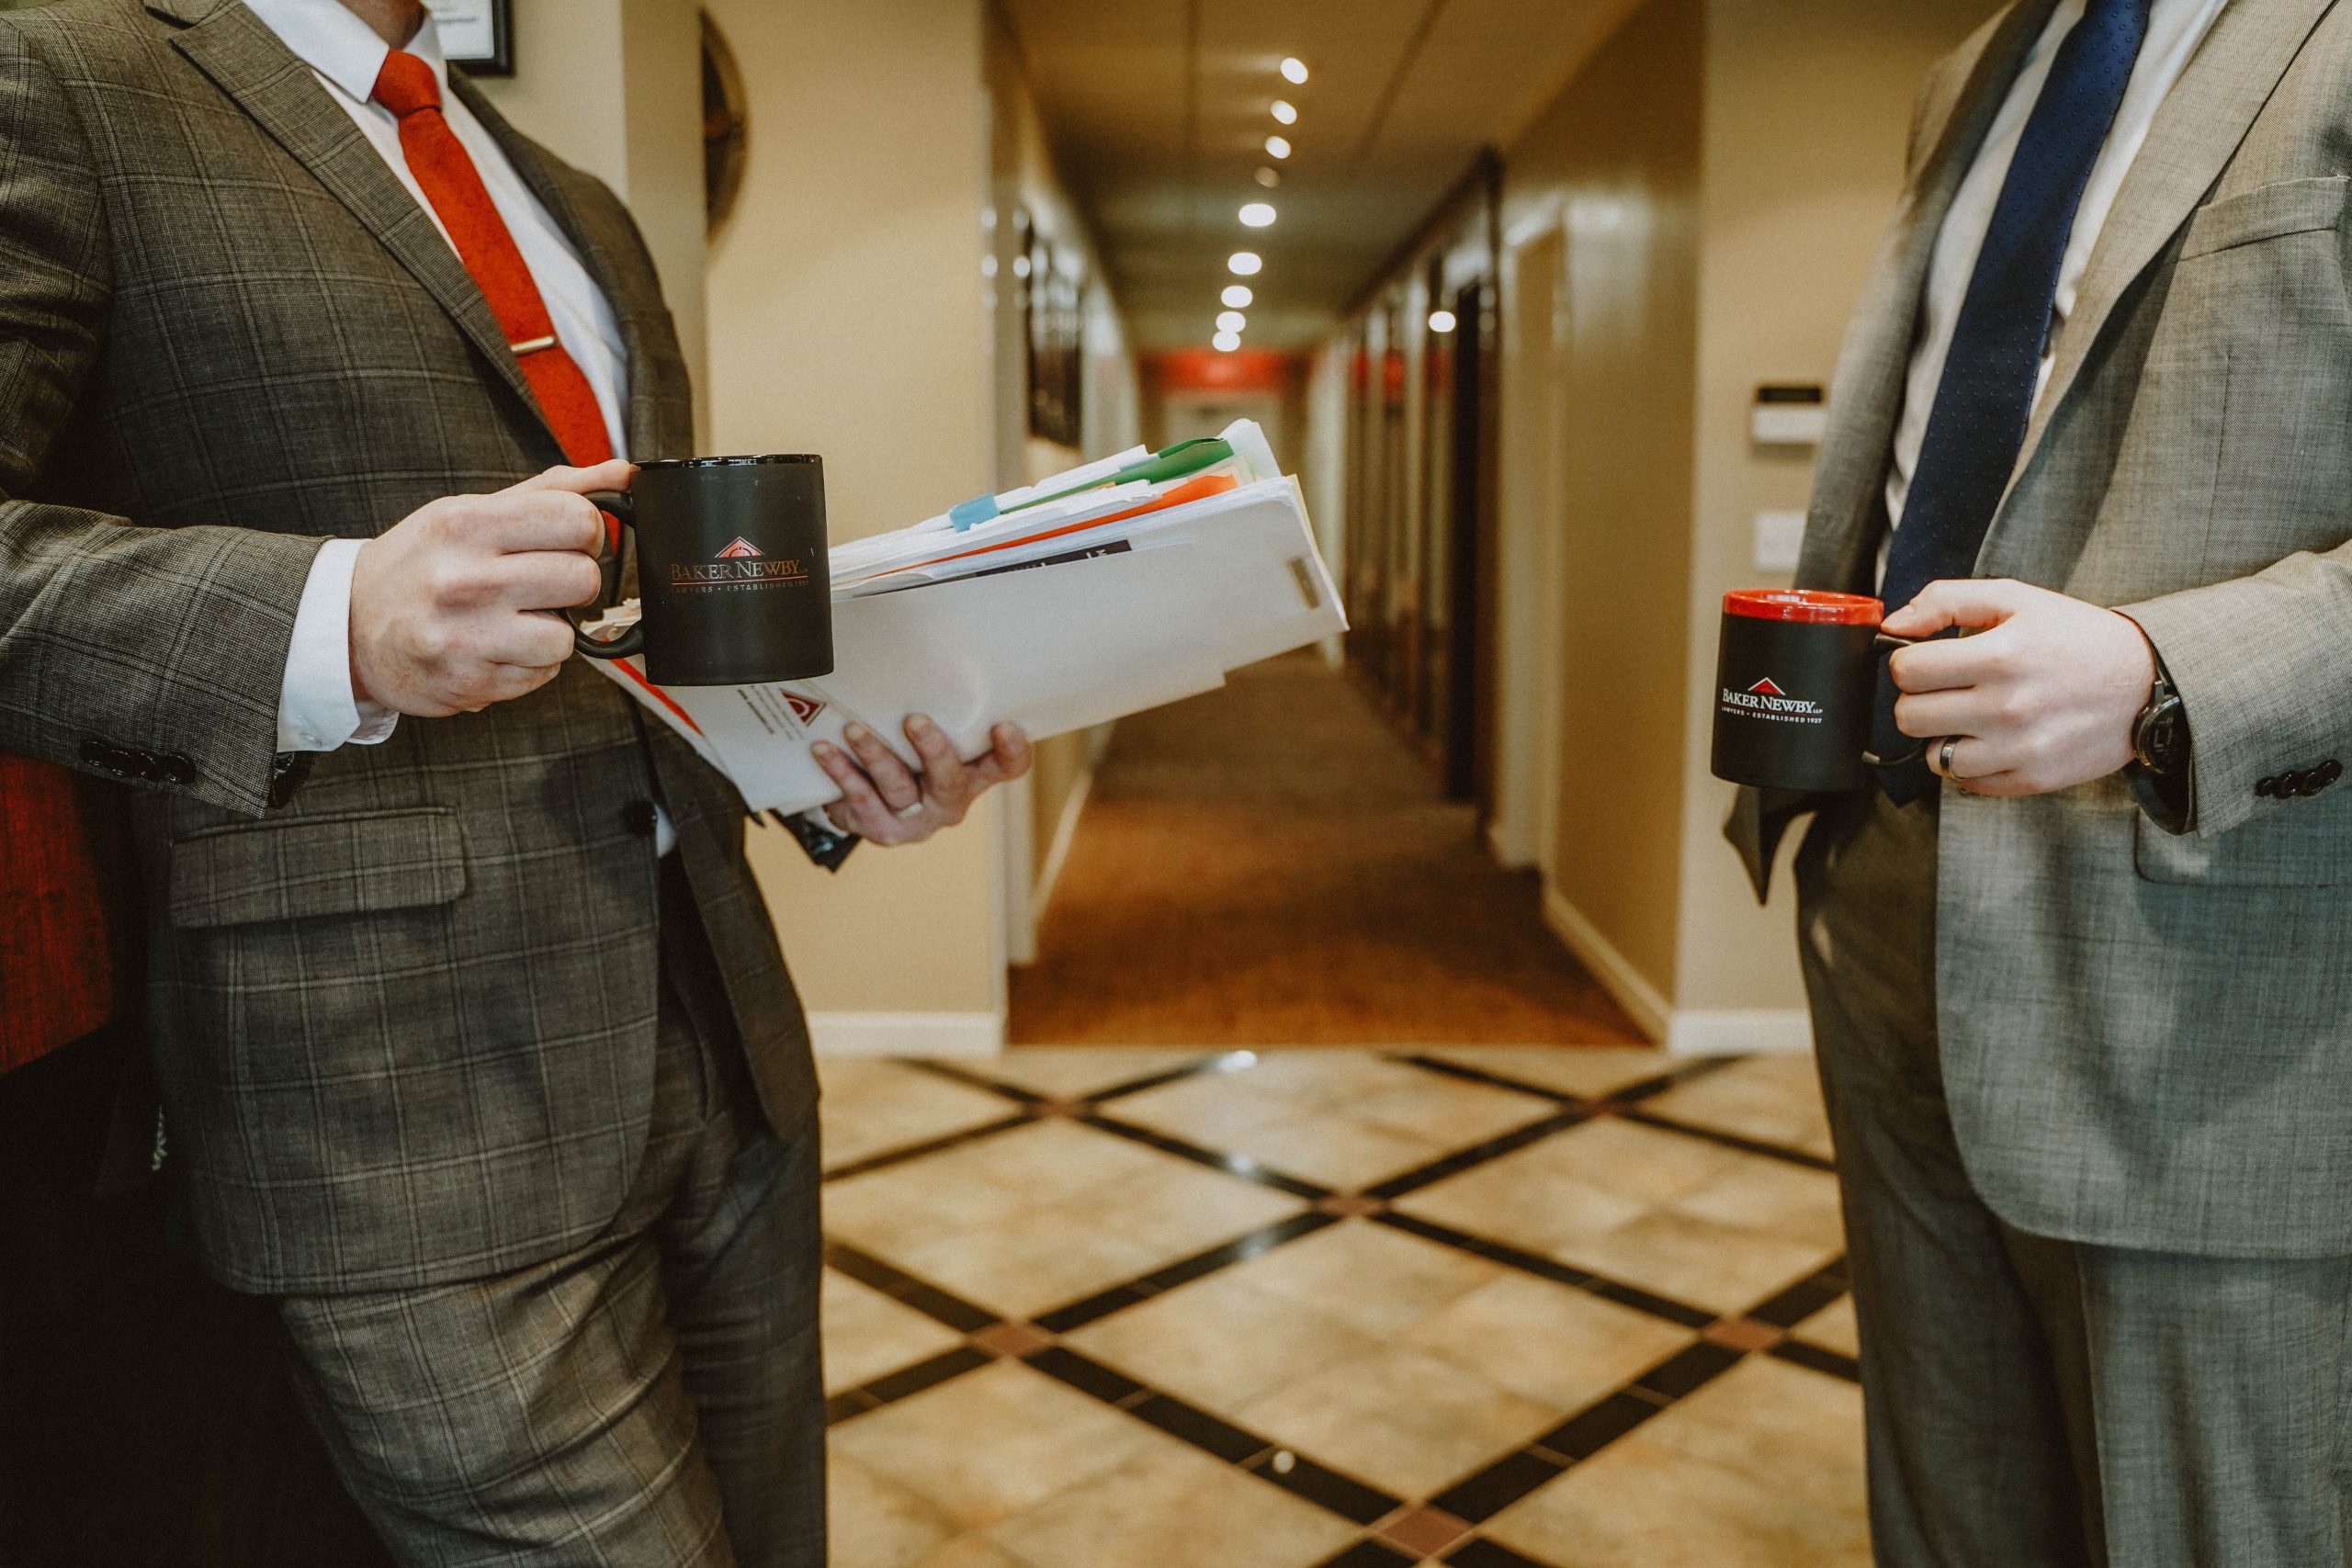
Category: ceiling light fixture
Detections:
[
  {"x1": 1265, "y1": 134, "x2": 1292, "y2": 160},
  {"x1": 1271, "y1": 99, "x2": 1298, "y2": 126},
  {"x1": 1228, "y1": 251, "x2": 1263, "y2": 276},
  {"x1": 1281, "y1": 57, "x2": 1309, "y2": 85},
  {"x1": 1429, "y1": 310, "x2": 1459, "y2": 333},
  {"x1": 1239, "y1": 202, "x2": 1277, "y2": 229},
  {"x1": 1214, "y1": 331, "x2": 1242, "y2": 353},
  {"x1": 1256, "y1": 167, "x2": 1282, "y2": 188},
  {"x1": 1222, "y1": 285, "x2": 1254, "y2": 309},
  {"x1": 1217, "y1": 310, "x2": 1248, "y2": 333}
]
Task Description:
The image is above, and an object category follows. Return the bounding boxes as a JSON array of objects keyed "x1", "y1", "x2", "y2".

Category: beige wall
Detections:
[
  {"x1": 1507, "y1": 0, "x2": 1705, "y2": 1005},
  {"x1": 703, "y1": 0, "x2": 1006, "y2": 1021},
  {"x1": 1672, "y1": 0, "x2": 1996, "y2": 1012},
  {"x1": 985, "y1": 6, "x2": 1142, "y2": 939},
  {"x1": 471, "y1": 0, "x2": 709, "y2": 434}
]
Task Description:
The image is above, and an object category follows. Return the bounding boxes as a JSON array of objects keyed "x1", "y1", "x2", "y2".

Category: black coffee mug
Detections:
[
  {"x1": 574, "y1": 455, "x2": 833, "y2": 687},
  {"x1": 1711, "y1": 589, "x2": 1924, "y2": 793}
]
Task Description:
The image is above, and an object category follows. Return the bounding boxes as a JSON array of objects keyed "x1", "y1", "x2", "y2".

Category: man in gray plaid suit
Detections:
[
  {"x1": 0, "y1": 0, "x2": 1030, "y2": 1562},
  {"x1": 1733, "y1": 0, "x2": 2352, "y2": 1562}
]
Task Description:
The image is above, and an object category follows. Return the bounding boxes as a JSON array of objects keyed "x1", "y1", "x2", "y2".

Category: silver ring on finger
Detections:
[
  {"x1": 896, "y1": 798, "x2": 929, "y2": 820},
  {"x1": 1939, "y1": 737, "x2": 1964, "y2": 782}
]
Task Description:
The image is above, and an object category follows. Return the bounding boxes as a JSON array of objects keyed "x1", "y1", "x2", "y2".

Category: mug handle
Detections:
[
  {"x1": 571, "y1": 490, "x2": 644, "y2": 661},
  {"x1": 1860, "y1": 632, "x2": 1928, "y2": 769}
]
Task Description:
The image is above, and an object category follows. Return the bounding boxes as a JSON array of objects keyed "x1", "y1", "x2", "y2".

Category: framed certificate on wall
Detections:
[{"x1": 424, "y1": 0, "x2": 513, "y2": 76}]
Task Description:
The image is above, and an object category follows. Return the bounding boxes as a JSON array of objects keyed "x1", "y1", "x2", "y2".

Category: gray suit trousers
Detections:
[
  {"x1": 273, "y1": 863, "x2": 826, "y2": 1568},
  {"x1": 1796, "y1": 790, "x2": 2352, "y2": 1568}
]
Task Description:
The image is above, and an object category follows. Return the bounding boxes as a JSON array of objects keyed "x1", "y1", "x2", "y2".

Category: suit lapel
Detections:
[
  {"x1": 151, "y1": 0, "x2": 556, "y2": 444},
  {"x1": 453, "y1": 75, "x2": 669, "y2": 460},
  {"x1": 1800, "y1": 1, "x2": 2055, "y2": 591},
  {"x1": 1998, "y1": 0, "x2": 2340, "y2": 514}
]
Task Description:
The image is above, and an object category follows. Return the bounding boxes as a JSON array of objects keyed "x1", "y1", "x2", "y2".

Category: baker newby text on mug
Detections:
[
  {"x1": 1711, "y1": 589, "x2": 1922, "y2": 794},
  {"x1": 574, "y1": 454, "x2": 834, "y2": 687}
]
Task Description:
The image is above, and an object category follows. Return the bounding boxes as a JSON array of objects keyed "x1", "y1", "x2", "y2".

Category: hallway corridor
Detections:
[{"x1": 1009, "y1": 655, "x2": 1640, "y2": 1046}]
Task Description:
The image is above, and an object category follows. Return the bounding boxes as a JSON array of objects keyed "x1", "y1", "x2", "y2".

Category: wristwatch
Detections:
[{"x1": 2132, "y1": 671, "x2": 2189, "y2": 777}]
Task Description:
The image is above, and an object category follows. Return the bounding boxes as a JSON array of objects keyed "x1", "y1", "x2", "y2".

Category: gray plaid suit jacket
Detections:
[
  {"x1": 1732, "y1": 0, "x2": 2352, "y2": 1258},
  {"x1": 0, "y1": 0, "x2": 816, "y2": 1292}
]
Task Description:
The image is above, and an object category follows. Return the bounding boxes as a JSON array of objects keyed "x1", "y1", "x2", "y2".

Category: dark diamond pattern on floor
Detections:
[{"x1": 819, "y1": 1047, "x2": 1865, "y2": 1568}]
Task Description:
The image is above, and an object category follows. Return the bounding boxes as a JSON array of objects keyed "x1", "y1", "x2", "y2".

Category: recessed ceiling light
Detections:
[
  {"x1": 1217, "y1": 310, "x2": 1248, "y2": 333},
  {"x1": 1214, "y1": 331, "x2": 1242, "y2": 352},
  {"x1": 1222, "y1": 285, "x2": 1254, "y2": 309},
  {"x1": 1256, "y1": 167, "x2": 1282, "y2": 188},
  {"x1": 1429, "y1": 310, "x2": 1459, "y2": 333},
  {"x1": 1271, "y1": 99, "x2": 1298, "y2": 125},
  {"x1": 1281, "y1": 57, "x2": 1309, "y2": 85},
  {"x1": 1239, "y1": 202, "x2": 1277, "y2": 229},
  {"x1": 1228, "y1": 251, "x2": 1262, "y2": 276},
  {"x1": 1265, "y1": 135, "x2": 1292, "y2": 160}
]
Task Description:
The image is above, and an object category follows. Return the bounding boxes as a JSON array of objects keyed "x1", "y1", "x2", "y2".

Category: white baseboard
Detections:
[
  {"x1": 809, "y1": 1011, "x2": 1004, "y2": 1058},
  {"x1": 1543, "y1": 887, "x2": 1672, "y2": 1043},
  {"x1": 1666, "y1": 1009, "x2": 1815, "y2": 1056},
  {"x1": 1030, "y1": 768, "x2": 1095, "y2": 929},
  {"x1": 1486, "y1": 818, "x2": 1534, "y2": 872},
  {"x1": 1542, "y1": 889, "x2": 1813, "y2": 1056}
]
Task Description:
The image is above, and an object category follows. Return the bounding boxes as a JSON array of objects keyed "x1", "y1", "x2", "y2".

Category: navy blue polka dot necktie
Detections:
[{"x1": 1873, "y1": 0, "x2": 2153, "y2": 802}]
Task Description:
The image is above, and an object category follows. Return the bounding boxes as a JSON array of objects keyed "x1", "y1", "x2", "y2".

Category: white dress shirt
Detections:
[
  {"x1": 1885, "y1": 0, "x2": 2230, "y2": 533},
  {"x1": 253, "y1": 0, "x2": 633, "y2": 753}
]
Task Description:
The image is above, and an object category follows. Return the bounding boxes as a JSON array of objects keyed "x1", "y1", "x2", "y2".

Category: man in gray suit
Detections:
[
  {"x1": 1733, "y1": 0, "x2": 2352, "y2": 1562},
  {"x1": 0, "y1": 0, "x2": 1028, "y2": 1562}
]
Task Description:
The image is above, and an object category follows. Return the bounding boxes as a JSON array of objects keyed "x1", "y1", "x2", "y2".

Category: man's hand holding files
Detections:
[
  {"x1": 815, "y1": 716, "x2": 1032, "y2": 846},
  {"x1": 348, "y1": 460, "x2": 634, "y2": 716}
]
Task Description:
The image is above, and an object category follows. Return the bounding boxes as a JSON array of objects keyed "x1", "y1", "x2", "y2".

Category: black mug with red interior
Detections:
[{"x1": 1711, "y1": 588, "x2": 1924, "y2": 793}]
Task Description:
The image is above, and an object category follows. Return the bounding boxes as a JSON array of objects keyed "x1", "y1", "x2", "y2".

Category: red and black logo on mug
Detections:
[{"x1": 1711, "y1": 589, "x2": 1922, "y2": 793}]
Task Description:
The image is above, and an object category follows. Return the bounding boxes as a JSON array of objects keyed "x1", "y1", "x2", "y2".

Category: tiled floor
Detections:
[{"x1": 818, "y1": 1048, "x2": 1866, "y2": 1568}]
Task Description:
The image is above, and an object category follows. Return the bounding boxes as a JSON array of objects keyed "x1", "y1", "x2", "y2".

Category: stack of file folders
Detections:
[{"x1": 586, "y1": 420, "x2": 1348, "y2": 816}]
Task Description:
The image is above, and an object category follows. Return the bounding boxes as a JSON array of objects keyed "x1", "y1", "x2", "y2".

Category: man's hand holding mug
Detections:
[
  {"x1": 348, "y1": 459, "x2": 629, "y2": 716},
  {"x1": 1883, "y1": 578, "x2": 2156, "y2": 796},
  {"x1": 1708, "y1": 578, "x2": 2158, "y2": 798},
  {"x1": 344, "y1": 458, "x2": 1034, "y2": 843}
]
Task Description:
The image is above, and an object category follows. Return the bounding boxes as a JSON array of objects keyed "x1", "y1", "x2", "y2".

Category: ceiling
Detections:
[{"x1": 998, "y1": 0, "x2": 1645, "y2": 354}]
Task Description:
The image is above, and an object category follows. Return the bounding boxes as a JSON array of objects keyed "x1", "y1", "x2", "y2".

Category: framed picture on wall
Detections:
[
  {"x1": 425, "y1": 0, "x2": 513, "y2": 76},
  {"x1": 1021, "y1": 211, "x2": 1085, "y2": 448}
]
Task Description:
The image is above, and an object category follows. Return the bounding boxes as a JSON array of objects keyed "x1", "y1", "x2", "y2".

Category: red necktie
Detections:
[
  {"x1": 371, "y1": 51, "x2": 616, "y2": 488},
  {"x1": 0, "y1": 756, "x2": 113, "y2": 1073}
]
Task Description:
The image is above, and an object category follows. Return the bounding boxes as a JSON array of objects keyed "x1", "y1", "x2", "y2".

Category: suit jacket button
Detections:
[
  {"x1": 160, "y1": 753, "x2": 198, "y2": 786},
  {"x1": 620, "y1": 801, "x2": 659, "y2": 838},
  {"x1": 2257, "y1": 776, "x2": 2278, "y2": 797},
  {"x1": 2305, "y1": 771, "x2": 2335, "y2": 798},
  {"x1": 2324, "y1": 761, "x2": 2346, "y2": 787},
  {"x1": 2279, "y1": 771, "x2": 2308, "y2": 798}
]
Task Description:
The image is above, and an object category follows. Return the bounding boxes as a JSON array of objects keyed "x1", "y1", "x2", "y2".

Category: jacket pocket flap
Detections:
[
  {"x1": 2135, "y1": 793, "x2": 2351, "y2": 887},
  {"x1": 2180, "y1": 176, "x2": 2349, "y2": 261},
  {"x1": 168, "y1": 808, "x2": 467, "y2": 928}
]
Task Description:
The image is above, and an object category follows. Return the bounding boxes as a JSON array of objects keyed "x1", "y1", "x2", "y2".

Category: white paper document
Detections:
[{"x1": 586, "y1": 423, "x2": 1347, "y2": 815}]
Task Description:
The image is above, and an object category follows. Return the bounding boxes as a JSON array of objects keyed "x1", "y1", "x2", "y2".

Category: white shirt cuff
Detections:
[{"x1": 277, "y1": 537, "x2": 399, "y2": 753}]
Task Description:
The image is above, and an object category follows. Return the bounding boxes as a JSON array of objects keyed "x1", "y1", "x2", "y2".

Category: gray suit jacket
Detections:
[
  {"x1": 0, "y1": 0, "x2": 815, "y2": 1292},
  {"x1": 1735, "y1": 0, "x2": 2352, "y2": 1257}
]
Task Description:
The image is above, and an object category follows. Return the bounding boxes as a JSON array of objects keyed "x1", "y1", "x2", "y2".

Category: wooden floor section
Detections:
[{"x1": 1008, "y1": 653, "x2": 1644, "y2": 1046}]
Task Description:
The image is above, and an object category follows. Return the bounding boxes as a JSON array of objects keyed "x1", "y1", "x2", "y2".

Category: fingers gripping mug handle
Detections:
[
  {"x1": 572, "y1": 490, "x2": 643, "y2": 661},
  {"x1": 1860, "y1": 631, "x2": 1928, "y2": 769}
]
